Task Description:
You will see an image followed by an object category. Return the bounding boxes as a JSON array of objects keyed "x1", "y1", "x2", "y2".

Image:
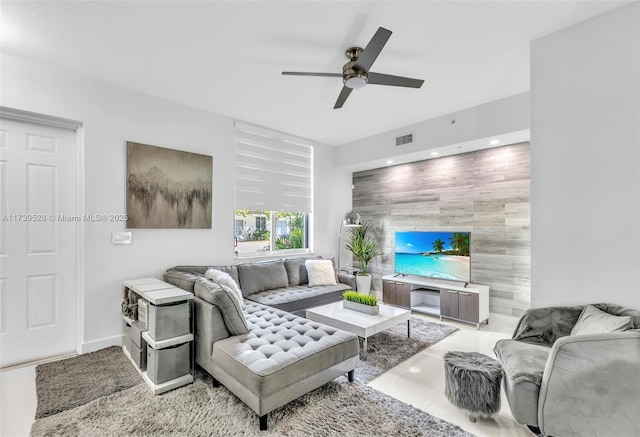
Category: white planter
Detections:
[
  {"x1": 355, "y1": 274, "x2": 372, "y2": 295},
  {"x1": 343, "y1": 299, "x2": 379, "y2": 315}
]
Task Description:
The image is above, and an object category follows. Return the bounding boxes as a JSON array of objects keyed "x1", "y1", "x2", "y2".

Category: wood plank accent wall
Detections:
[{"x1": 352, "y1": 142, "x2": 530, "y2": 317}]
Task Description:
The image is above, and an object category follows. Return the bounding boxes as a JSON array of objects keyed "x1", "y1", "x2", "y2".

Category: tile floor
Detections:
[
  {"x1": 0, "y1": 312, "x2": 534, "y2": 437},
  {"x1": 369, "y1": 312, "x2": 535, "y2": 437}
]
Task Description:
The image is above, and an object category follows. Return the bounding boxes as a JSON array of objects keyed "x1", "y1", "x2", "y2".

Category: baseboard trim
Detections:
[{"x1": 81, "y1": 334, "x2": 125, "y2": 354}]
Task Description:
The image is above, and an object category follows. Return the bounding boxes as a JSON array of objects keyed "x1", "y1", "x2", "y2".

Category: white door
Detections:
[{"x1": 0, "y1": 117, "x2": 78, "y2": 367}]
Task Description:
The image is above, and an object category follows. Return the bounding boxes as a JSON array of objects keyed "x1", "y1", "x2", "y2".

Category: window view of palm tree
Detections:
[
  {"x1": 234, "y1": 210, "x2": 308, "y2": 255},
  {"x1": 275, "y1": 212, "x2": 305, "y2": 250}
]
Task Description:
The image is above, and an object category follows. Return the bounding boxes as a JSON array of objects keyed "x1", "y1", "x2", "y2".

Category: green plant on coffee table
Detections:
[{"x1": 343, "y1": 290, "x2": 378, "y2": 306}]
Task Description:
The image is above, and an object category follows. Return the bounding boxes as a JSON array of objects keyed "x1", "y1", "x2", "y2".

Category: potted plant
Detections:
[
  {"x1": 343, "y1": 290, "x2": 379, "y2": 315},
  {"x1": 345, "y1": 221, "x2": 383, "y2": 294}
]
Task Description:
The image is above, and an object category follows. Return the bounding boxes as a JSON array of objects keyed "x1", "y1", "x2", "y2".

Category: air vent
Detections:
[{"x1": 395, "y1": 133, "x2": 413, "y2": 146}]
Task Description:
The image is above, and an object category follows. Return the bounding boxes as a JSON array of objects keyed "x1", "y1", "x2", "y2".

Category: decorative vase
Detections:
[
  {"x1": 343, "y1": 299, "x2": 380, "y2": 315},
  {"x1": 355, "y1": 274, "x2": 372, "y2": 295}
]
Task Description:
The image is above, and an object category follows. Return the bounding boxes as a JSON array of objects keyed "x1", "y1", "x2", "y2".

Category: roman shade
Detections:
[{"x1": 235, "y1": 121, "x2": 313, "y2": 213}]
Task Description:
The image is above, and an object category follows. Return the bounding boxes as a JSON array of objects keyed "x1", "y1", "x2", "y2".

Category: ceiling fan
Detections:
[{"x1": 282, "y1": 27, "x2": 424, "y2": 109}]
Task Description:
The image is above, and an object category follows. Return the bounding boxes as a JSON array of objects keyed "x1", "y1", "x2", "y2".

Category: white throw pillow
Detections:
[
  {"x1": 570, "y1": 304, "x2": 632, "y2": 335},
  {"x1": 305, "y1": 259, "x2": 337, "y2": 287},
  {"x1": 205, "y1": 268, "x2": 244, "y2": 307}
]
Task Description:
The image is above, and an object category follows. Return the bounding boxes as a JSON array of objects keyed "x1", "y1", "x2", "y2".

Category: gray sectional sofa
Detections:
[
  {"x1": 165, "y1": 256, "x2": 354, "y2": 316},
  {"x1": 494, "y1": 303, "x2": 640, "y2": 437},
  {"x1": 163, "y1": 257, "x2": 360, "y2": 430}
]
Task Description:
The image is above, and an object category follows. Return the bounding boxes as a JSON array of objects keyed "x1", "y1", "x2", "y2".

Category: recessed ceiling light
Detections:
[
  {"x1": 431, "y1": 151, "x2": 439, "y2": 156},
  {"x1": 386, "y1": 160, "x2": 393, "y2": 164},
  {"x1": 490, "y1": 139, "x2": 500, "y2": 146}
]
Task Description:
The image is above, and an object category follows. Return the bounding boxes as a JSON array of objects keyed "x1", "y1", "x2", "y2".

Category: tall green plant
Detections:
[{"x1": 345, "y1": 221, "x2": 383, "y2": 275}]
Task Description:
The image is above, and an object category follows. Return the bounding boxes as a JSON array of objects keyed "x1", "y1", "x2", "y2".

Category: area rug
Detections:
[
  {"x1": 32, "y1": 318, "x2": 470, "y2": 437},
  {"x1": 356, "y1": 317, "x2": 458, "y2": 383},
  {"x1": 34, "y1": 346, "x2": 141, "y2": 419}
]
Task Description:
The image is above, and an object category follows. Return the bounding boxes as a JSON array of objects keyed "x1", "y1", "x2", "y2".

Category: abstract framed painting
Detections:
[{"x1": 126, "y1": 142, "x2": 212, "y2": 229}]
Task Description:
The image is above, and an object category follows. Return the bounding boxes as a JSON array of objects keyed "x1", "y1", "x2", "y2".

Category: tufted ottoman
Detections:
[
  {"x1": 211, "y1": 302, "x2": 359, "y2": 430},
  {"x1": 444, "y1": 351, "x2": 503, "y2": 422}
]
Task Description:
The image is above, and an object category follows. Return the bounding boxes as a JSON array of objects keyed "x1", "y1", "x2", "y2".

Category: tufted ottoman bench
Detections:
[{"x1": 210, "y1": 302, "x2": 359, "y2": 430}]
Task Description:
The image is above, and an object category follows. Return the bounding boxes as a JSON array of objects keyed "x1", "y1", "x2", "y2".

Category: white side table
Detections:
[{"x1": 122, "y1": 278, "x2": 194, "y2": 394}]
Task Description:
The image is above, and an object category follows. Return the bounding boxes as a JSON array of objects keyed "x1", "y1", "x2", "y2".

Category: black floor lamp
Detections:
[{"x1": 337, "y1": 210, "x2": 362, "y2": 271}]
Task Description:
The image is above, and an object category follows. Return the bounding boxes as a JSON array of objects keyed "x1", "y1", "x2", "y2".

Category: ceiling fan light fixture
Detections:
[{"x1": 344, "y1": 74, "x2": 367, "y2": 89}]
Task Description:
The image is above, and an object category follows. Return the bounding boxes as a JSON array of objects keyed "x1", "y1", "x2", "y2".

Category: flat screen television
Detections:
[{"x1": 395, "y1": 231, "x2": 471, "y2": 282}]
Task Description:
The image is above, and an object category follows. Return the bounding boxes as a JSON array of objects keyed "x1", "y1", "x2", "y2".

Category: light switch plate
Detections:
[{"x1": 112, "y1": 231, "x2": 132, "y2": 245}]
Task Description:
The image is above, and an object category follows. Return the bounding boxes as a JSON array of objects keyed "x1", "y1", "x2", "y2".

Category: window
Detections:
[
  {"x1": 255, "y1": 216, "x2": 266, "y2": 232},
  {"x1": 234, "y1": 210, "x2": 309, "y2": 256},
  {"x1": 234, "y1": 122, "x2": 313, "y2": 257}
]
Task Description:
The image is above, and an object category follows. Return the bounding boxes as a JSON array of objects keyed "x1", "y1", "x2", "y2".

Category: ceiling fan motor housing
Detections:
[{"x1": 343, "y1": 47, "x2": 368, "y2": 89}]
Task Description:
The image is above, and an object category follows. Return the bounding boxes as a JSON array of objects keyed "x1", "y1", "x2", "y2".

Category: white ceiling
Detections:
[{"x1": 0, "y1": 1, "x2": 630, "y2": 146}]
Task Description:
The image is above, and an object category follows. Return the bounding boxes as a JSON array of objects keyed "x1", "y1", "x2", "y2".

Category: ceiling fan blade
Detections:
[
  {"x1": 368, "y1": 72, "x2": 424, "y2": 88},
  {"x1": 282, "y1": 72, "x2": 342, "y2": 77},
  {"x1": 334, "y1": 86, "x2": 353, "y2": 109},
  {"x1": 353, "y1": 27, "x2": 392, "y2": 72}
]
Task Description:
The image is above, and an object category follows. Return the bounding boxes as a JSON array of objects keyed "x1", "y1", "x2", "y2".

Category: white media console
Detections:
[{"x1": 382, "y1": 275, "x2": 489, "y2": 328}]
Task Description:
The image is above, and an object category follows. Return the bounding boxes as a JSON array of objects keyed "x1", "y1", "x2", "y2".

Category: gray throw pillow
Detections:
[
  {"x1": 237, "y1": 259, "x2": 288, "y2": 296},
  {"x1": 194, "y1": 277, "x2": 249, "y2": 335},
  {"x1": 284, "y1": 256, "x2": 321, "y2": 286},
  {"x1": 571, "y1": 304, "x2": 632, "y2": 335}
]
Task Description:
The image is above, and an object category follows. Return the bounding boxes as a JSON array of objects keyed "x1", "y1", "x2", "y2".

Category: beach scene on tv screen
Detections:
[{"x1": 395, "y1": 231, "x2": 470, "y2": 281}]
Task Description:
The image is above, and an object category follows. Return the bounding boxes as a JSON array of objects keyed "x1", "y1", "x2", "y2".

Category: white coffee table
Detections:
[{"x1": 306, "y1": 301, "x2": 411, "y2": 359}]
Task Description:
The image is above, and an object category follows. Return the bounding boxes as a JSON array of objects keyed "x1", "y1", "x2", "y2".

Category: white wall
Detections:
[
  {"x1": 334, "y1": 92, "x2": 530, "y2": 170},
  {"x1": 312, "y1": 145, "x2": 354, "y2": 265},
  {"x1": 0, "y1": 55, "x2": 344, "y2": 351},
  {"x1": 530, "y1": 3, "x2": 640, "y2": 309}
]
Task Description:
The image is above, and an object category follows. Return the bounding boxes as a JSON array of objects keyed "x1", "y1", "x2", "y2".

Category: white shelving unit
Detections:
[
  {"x1": 122, "y1": 278, "x2": 194, "y2": 395},
  {"x1": 410, "y1": 288, "x2": 441, "y2": 316}
]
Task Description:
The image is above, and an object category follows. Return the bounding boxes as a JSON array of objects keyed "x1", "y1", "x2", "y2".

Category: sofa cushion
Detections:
[
  {"x1": 163, "y1": 269, "x2": 203, "y2": 292},
  {"x1": 194, "y1": 277, "x2": 249, "y2": 336},
  {"x1": 494, "y1": 339, "x2": 551, "y2": 426},
  {"x1": 284, "y1": 256, "x2": 321, "y2": 286},
  {"x1": 211, "y1": 302, "x2": 358, "y2": 400},
  {"x1": 495, "y1": 339, "x2": 550, "y2": 386},
  {"x1": 247, "y1": 283, "x2": 350, "y2": 314},
  {"x1": 171, "y1": 265, "x2": 240, "y2": 284},
  {"x1": 306, "y1": 259, "x2": 337, "y2": 287},
  {"x1": 571, "y1": 304, "x2": 632, "y2": 335},
  {"x1": 206, "y1": 268, "x2": 243, "y2": 307},
  {"x1": 591, "y1": 303, "x2": 640, "y2": 329},
  {"x1": 171, "y1": 265, "x2": 214, "y2": 276},
  {"x1": 237, "y1": 259, "x2": 289, "y2": 296}
]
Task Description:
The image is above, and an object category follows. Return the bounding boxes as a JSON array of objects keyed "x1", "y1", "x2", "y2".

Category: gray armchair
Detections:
[{"x1": 494, "y1": 304, "x2": 640, "y2": 437}]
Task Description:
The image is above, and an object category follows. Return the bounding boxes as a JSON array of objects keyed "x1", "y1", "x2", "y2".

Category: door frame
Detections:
[{"x1": 1, "y1": 106, "x2": 85, "y2": 359}]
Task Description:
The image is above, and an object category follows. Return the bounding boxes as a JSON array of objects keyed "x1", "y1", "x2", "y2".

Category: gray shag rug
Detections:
[
  {"x1": 34, "y1": 346, "x2": 141, "y2": 419},
  {"x1": 32, "y1": 318, "x2": 472, "y2": 437}
]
